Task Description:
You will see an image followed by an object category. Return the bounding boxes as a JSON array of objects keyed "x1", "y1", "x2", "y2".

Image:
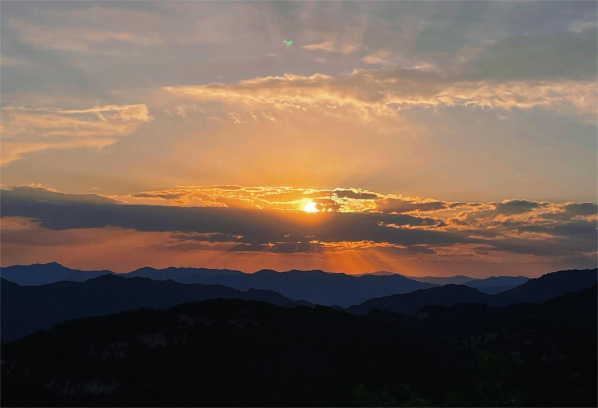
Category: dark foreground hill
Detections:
[
  {"x1": 370, "y1": 285, "x2": 598, "y2": 340},
  {"x1": 1, "y1": 275, "x2": 309, "y2": 343},
  {"x1": 2, "y1": 290, "x2": 596, "y2": 407},
  {"x1": 348, "y1": 268, "x2": 597, "y2": 315}
]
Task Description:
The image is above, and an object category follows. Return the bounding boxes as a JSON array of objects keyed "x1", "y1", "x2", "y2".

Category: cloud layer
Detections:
[{"x1": 2, "y1": 187, "x2": 595, "y2": 275}]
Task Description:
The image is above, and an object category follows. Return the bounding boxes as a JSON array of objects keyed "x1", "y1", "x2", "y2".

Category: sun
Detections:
[{"x1": 303, "y1": 201, "x2": 319, "y2": 213}]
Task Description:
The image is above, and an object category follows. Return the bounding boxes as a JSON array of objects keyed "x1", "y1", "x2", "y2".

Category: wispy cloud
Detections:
[
  {"x1": 303, "y1": 41, "x2": 360, "y2": 55},
  {"x1": 8, "y1": 18, "x2": 164, "y2": 54},
  {"x1": 1, "y1": 105, "x2": 152, "y2": 165},
  {"x1": 164, "y1": 69, "x2": 597, "y2": 125}
]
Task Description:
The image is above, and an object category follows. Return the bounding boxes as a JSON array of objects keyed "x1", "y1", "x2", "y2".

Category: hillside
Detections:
[
  {"x1": 1, "y1": 275, "x2": 309, "y2": 343},
  {"x1": 349, "y1": 269, "x2": 597, "y2": 315},
  {"x1": 2, "y1": 292, "x2": 595, "y2": 407}
]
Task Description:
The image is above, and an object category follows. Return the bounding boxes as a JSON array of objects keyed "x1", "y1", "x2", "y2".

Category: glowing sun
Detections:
[{"x1": 303, "y1": 201, "x2": 319, "y2": 213}]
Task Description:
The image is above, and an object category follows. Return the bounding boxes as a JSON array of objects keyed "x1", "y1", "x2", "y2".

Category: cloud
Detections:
[
  {"x1": 1, "y1": 104, "x2": 152, "y2": 165},
  {"x1": 563, "y1": 203, "x2": 598, "y2": 217},
  {"x1": 493, "y1": 199, "x2": 549, "y2": 215},
  {"x1": 8, "y1": 18, "x2": 164, "y2": 54},
  {"x1": 334, "y1": 189, "x2": 379, "y2": 200},
  {"x1": 377, "y1": 198, "x2": 447, "y2": 213},
  {"x1": 164, "y1": 69, "x2": 597, "y2": 125},
  {"x1": 1, "y1": 186, "x2": 596, "y2": 262},
  {"x1": 471, "y1": 29, "x2": 597, "y2": 80},
  {"x1": 2, "y1": 186, "x2": 121, "y2": 205},
  {"x1": 303, "y1": 41, "x2": 360, "y2": 55},
  {"x1": 0, "y1": 56, "x2": 27, "y2": 67}
]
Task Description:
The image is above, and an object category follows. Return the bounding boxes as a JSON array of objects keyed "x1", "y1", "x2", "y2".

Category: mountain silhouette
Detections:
[
  {"x1": 370, "y1": 285, "x2": 598, "y2": 340},
  {"x1": 2, "y1": 290, "x2": 595, "y2": 407},
  {"x1": 409, "y1": 275, "x2": 529, "y2": 294},
  {"x1": 409, "y1": 275, "x2": 476, "y2": 285},
  {"x1": 1, "y1": 299, "x2": 468, "y2": 407},
  {"x1": 2, "y1": 264, "x2": 441, "y2": 307},
  {"x1": 127, "y1": 268, "x2": 441, "y2": 307},
  {"x1": 1, "y1": 263, "x2": 114, "y2": 285},
  {"x1": 464, "y1": 275, "x2": 529, "y2": 288},
  {"x1": 1, "y1": 275, "x2": 309, "y2": 343},
  {"x1": 2, "y1": 264, "x2": 535, "y2": 306},
  {"x1": 348, "y1": 269, "x2": 597, "y2": 315},
  {"x1": 492, "y1": 269, "x2": 598, "y2": 305},
  {"x1": 127, "y1": 266, "x2": 244, "y2": 280},
  {"x1": 348, "y1": 284, "x2": 490, "y2": 315}
]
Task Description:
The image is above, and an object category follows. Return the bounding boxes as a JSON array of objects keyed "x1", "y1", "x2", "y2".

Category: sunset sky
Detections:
[{"x1": 1, "y1": 1, "x2": 596, "y2": 276}]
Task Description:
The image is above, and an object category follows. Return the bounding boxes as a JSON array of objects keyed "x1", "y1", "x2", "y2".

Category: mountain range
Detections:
[
  {"x1": 3, "y1": 263, "x2": 533, "y2": 306},
  {"x1": 2, "y1": 267, "x2": 595, "y2": 344},
  {"x1": 1, "y1": 275, "x2": 309, "y2": 343},
  {"x1": 347, "y1": 269, "x2": 597, "y2": 315}
]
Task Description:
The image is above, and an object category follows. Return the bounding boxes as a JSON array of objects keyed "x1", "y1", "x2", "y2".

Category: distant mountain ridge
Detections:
[
  {"x1": 348, "y1": 269, "x2": 597, "y2": 315},
  {"x1": 409, "y1": 275, "x2": 476, "y2": 285},
  {"x1": 128, "y1": 266, "x2": 244, "y2": 280},
  {"x1": 173, "y1": 269, "x2": 439, "y2": 307},
  {"x1": 409, "y1": 275, "x2": 529, "y2": 293},
  {"x1": 3, "y1": 263, "x2": 532, "y2": 306},
  {"x1": 1, "y1": 275, "x2": 310, "y2": 343},
  {"x1": 2, "y1": 264, "x2": 440, "y2": 307},
  {"x1": 1, "y1": 263, "x2": 115, "y2": 285}
]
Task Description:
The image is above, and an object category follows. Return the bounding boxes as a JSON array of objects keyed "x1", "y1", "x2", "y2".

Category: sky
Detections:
[{"x1": 1, "y1": 1, "x2": 596, "y2": 277}]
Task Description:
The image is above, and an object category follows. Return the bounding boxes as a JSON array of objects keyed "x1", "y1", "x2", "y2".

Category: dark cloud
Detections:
[
  {"x1": 516, "y1": 221, "x2": 597, "y2": 237},
  {"x1": 334, "y1": 190, "x2": 378, "y2": 200},
  {"x1": 0, "y1": 188, "x2": 469, "y2": 249},
  {"x1": 564, "y1": 203, "x2": 598, "y2": 217},
  {"x1": 376, "y1": 198, "x2": 447, "y2": 213},
  {"x1": 539, "y1": 203, "x2": 597, "y2": 221},
  {"x1": 230, "y1": 242, "x2": 323, "y2": 253},
  {"x1": 2, "y1": 188, "x2": 596, "y2": 259},
  {"x1": 170, "y1": 232, "x2": 242, "y2": 243},
  {"x1": 133, "y1": 192, "x2": 185, "y2": 200},
  {"x1": 493, "y1": 200, "x2": 548, "y2": 215},
  {"x1": 407, "y1": 245, "x2": 437, "y2": 255},
  {"x1": 312, "y1": 198, "x2": 341, "y2": 212},
  {"x1": 3, "y1": 186, "x2": 120, "y2": 205}
]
